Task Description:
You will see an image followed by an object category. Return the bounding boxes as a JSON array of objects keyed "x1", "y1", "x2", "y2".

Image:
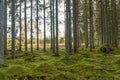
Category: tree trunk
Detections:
[
  {"x1": 31, "y1": 0, "x2": 33, "y2": 53},
  {"x1": 4, "y1": 0, "x2": 7, "y2": 54},
  {"x1": 68, "y1": 0, "x2": 72, "y2": 52},
  {"x1": 19, "y1": 0, "x2": 22, "y2": 51},
  {"x1": 73, "y1": 0, "x2": 78, "y2": 52},
  {"x1": 89, "y1": 0, "x2": 94, "y2": 51},
  {"x1": 52, "y1": 0, "x2": 55, "y2": 54},
  {"x1": 55, "y1": 0, "x2": 59, "y2": 56},
  {"x1": 25, "y1": 0, "x2": 27, "y2": 51},
  {"x1": 50, "y1": 0, "x2": 53, "y2": 49},
  {"x1": 104, "y1": 0, "x2": 110, "y2": 53},
  {"x1": 0, "y1": 0, "x2": 5, "y2": 64},
  {"x1": 36, "y1": 0, "x2": 39, "y2": 50},
  {"x1": 43, "y1": 0, "x2": 46, "y2": 52},
  {"x1": 11, "y1": 0, "x2": 15, "y2": 59},
  {"x1": 65, "y1": 0, "x2": 70, "y2": 59},
  {"x1": 84, "y1": 0, "x2": 88, "y2": 48}
]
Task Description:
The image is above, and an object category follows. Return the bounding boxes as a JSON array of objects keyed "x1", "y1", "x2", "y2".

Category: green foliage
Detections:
[
  {"x1": 7, "y1": 38, "x2": 20, "y2": 50},
  {"x1": 60, "y1": 37, "x2": 65, "y2": 43},
  {"x1": 99, "y1": 44, "x2": 115, "y2": 53}
]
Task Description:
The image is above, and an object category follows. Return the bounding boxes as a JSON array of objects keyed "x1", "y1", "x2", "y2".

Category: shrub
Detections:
[{"x1": 99, "y1": 44, "x2": 115, "y2": 53}]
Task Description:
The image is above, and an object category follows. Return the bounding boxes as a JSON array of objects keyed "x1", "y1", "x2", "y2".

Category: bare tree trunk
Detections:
[
  {"x1": 31, "y1": 0, "x2": 33, "y2": 53},
  {"x1": 73, "y1": 0, "x2": 78, "y2": 52},
  {"x1": 36, "y1": 0, "x2": 39, "y2": 50},
  {"x1": 68, "y1": 0, "x2": 72, "y2": 52},
  {"x1": 4, "y1": 0, "x2": 7, "y2": 54},
  {"x1": 25, "y1": 0, "x2": 27, "y2": 51},
  {"x1": 65, "y1": 0, "x2": 70, "y2": 59},
  {"x1": 19, "y1": 0, "x2": 22, "y2": 51},
  {"x1": 52, "y1": 0, "x2": 55, "y2": 54},
  {"x1": 55, "y1": 0, "x2": 59, "y2": 56},
  {"x1": 84, "y1": 0, "x2": 88, "y2": 48},
  {"x1": 50, "y1": 0, "x2": 53, "y2": 49},
  {"x1": 100, "y1": 1, "x2": 104, "y2": 45},
  {"x1": 11, "y1": 0, "x2": 15, "y2": 59},
  {"x1": 43, "y1": 0, "x2": 46, "y2": 52},
  {"x1": 111, "y1": 0, "x2": 118, "y2": 47},
  {"x1": 104, "y1": 0, "x2": 110, "y2": 53},
  {"x1": 89, "y1": 0, "x2": 94, "y2": 51},
  {"x1": 0, "y1": 0, "x2": 5, "y2": 64}
]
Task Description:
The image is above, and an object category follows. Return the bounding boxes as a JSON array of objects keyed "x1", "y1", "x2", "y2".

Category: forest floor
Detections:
[{"x1": 1, "y1": 48, "x2": 120, "y2": 80}]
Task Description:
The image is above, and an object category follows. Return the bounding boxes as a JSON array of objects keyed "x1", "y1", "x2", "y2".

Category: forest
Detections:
[{"x1": 0, "y1": 0, "x2": 120, "y2": 79}]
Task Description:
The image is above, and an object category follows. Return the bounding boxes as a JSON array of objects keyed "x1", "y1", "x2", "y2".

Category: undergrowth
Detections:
[{"x1": 0, "y1": 49, "x2": 120, "y2": 80}]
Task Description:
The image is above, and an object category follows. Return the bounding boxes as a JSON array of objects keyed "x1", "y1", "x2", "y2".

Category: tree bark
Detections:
[
  {"x1": 0, "y1": 0, "x2": 5, "y2": 64},
  {"x1": 43, "y1": 0, "x2": 46, "y2": 52},
  {"x1": 55, "y1": 0, "x2": 59, "y2": 56},
  {"x1": 65, "y1": 0, "x2": 70, "y2": 59},
  {"x1": 73, "y1": 0, "x2": 78, "y2": 52},
  {"x1": 50, "y1": 0, "x2": 53, "y2": 49},
  {"x1": 4, "y1": 0, "x2": 7, "y2": 54},
  {"x1": 31, "y1": 0, "x2": 33, "y2": 53},
  {"x1": 89, "y1": 0, "x2": 94, "y2": 51},
  {"x1": 25, "y1": 0, "x2": 27, "y2": 51},
  {"x1": 36, "y1": 0, "x2": 39, "y2": 50},
  {"x1": 11, "y1": 0, "x2": 15, "y2": 59},
  {"x1": 19, "y1": 0, "x2": 22, "y2": 51}
]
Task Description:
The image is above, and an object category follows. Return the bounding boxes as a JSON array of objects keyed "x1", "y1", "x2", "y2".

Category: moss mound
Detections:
[
  {"x1": 0, "y1": 72, "x2": 6, "y2": 80},
  {"x1": 33, "y1": 63, "x2": 58, "y2": 79},
  {"x1": 6, "y1": 65, "x2": 29, "y2": 79},
  {"x1": 50, "y1": 72, "x2": 77, "y2": 80},
  {"x1": 69, "y1": 63, "x2": 95, "y2": 74},
  {"x1": 1, "y1": 49, "x2": 120, "y2": 79}
]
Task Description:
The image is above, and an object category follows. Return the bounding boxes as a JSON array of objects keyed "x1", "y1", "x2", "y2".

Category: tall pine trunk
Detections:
[
  {"x1": 89, "y1": 0, "x2": 94, "y2": 51},
  {"x1": 19, "y1": 0, "x2": 22, "y2": 51},
  {"x1": 73, "y1": 0, "x2": 78, "y2": 52},
  {"x1": 36, "y1": 0, "x2": 39, "y2": 50},
  {"x1": 68, "y1": 0, "x2": 72, "y2": 52},
  {"x1": 52, "y1": 0, "x2": 55, "y2": 54},
  {"x1": 31, "y1": 0, "x2": 33, "y2": 53},
  {"x1": 43, "y1": 0, "x2": 46, "y2": 52},
  {"x1": 24, "y1": 0, "x2": 27, "y2": 51},
  {"x1": 104, "y1": 0, "x2": 110, "y2": 53},
  {"x1": 50, "y1": 0, "x2": 53, "y2": 49},
  {"x1": 84, "y1": 0, "x2": 88, "y2": 48},
  {"x1": 65, "y1": 0, "x2": 70, "y2": 59},
  {"x1": 11, "y1": 0, "x2": 15, "y2": 59},
  {"x1": 0, "y1": 0, "x2": 5, "y2": 64},
  {"x1": 4, "y1": 0, "x2": 7, "y2": 54},
  {"x1": 55, "y1": 0, "x2": 59, "y2": 56}
]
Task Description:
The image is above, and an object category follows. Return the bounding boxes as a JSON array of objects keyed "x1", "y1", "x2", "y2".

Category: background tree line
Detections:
[{"x1": 0, "y1": 0, "x2": 120, "y2": 64}]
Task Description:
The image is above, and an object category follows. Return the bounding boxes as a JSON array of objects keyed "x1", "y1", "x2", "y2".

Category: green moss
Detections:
[
  {"x1": 50, "y1": 72, "x2": 78, "y2": 80},
  {"x1": 0, "y1": 72, "x2": 6, "y2": 80},
  {"x1": 6, "y1": 65, "x2": 29, "y2": 79},
  {"x1": 33, "y1": 63, "x2": 58, "y2": 76},
  {"x1": 0, "y1": 64, "x2": 8, "y2": 68},
  {"x1": 1, "y1": 49, "x2": 120, "y2": 79}
]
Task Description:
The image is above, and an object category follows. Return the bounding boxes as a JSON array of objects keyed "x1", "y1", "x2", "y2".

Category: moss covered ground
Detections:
[{"x1": 1, "y1": 48, "x2": 120, "y2": 80}]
